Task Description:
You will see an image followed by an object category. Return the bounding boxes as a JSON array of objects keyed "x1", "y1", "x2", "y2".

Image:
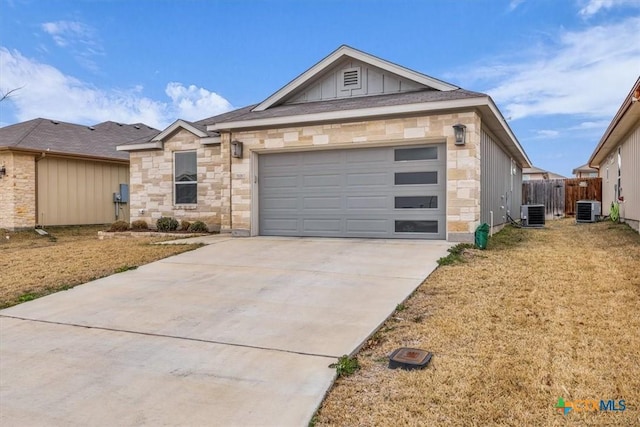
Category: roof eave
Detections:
[
  {"x1": 0, "y1": 146, "x2": 129, "y2": 163},
  {"x1": 589, "y1": 77, "x2": 640, "y2": 167},
  {"x1": 152, "y1": 119, "x2": 208, "y2": 142},
  {"x1": 209, "y1": 98, "x2": 487, "y2": 131},
  {"x1": 117, "y1": 141, "x2": 163, "y2": 152}
]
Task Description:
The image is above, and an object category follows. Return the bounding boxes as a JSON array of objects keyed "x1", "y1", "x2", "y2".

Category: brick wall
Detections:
[
  {"x1": 128, "y1": 129, "x2": 227, "y2": 231},
  {"x1": 225, "y1": 112, "x2": 482, "y2": 241},
  {"x1": 0, "y1": 151, "x2": 37, "y2": 230}
]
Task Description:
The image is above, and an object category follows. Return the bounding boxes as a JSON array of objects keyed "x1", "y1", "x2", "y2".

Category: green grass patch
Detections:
[
  {"x1": 437, "y1": 243, "x2": 474, "y2": 265},
  {"x1": 329, "y1": 355, "x2": 360, "y2": 377},
  {"x1": 486, "y1": 225, "x2": 529, "y2": 250},
  {"x1": 115, "y1": 265, "x2": 137, "y2": 273}
]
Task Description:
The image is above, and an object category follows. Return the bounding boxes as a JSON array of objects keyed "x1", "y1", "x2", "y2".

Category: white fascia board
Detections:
[
  {"x1": 117, "y1": 141, "x2": 163, "y2": 151},
  {"x1": 152, "y1": 119, "x2": 208, "y2": 141},
  {"x1": 485, "y1": 98, "x2": 532, "y2": 167},
  {"x1": 253, "y1": 45, "x2": 458, "y2": 112},
  {"x1": 209, "y1": 97, "x2": 489, "y2": 132},
  {"x1": 201, "y1": 136, "x2": 221, "y2": 145}
]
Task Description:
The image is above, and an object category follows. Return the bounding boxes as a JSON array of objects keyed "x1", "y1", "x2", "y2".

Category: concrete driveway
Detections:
[{"x1": 0, "y1": 236, "x2": 450, "y2": 426}]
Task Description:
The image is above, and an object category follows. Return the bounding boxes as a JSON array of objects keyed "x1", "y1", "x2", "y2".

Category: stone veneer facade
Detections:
[
  {"x1": 128, "y1": 129, "x2": 228, "y2": 230},
  {"x1": 0, "y1": 151, "x2": 37, "y2": 231},
  {"x1": 130, "y1": 112, "x2": 483, "y2": 241},
  {"x1": 228, "y1": 112, "x2": 481, "y2": 241}
]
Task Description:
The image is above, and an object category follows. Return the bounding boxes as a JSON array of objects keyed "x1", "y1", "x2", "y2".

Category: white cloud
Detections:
[
  {"x1": 165, "y1": 82, "x2": 233, "y2": 122},
  {"x1": 537, "y1": 130, "x2": 560, "y2": 137},
  {"x1": 0, "y1": 47, "x2": 233, "y2": 129},
  {"x1": 41, "y1": 20, "x2": 104, "y2": 72},
  {"x1": 570, "y1": 120, "x2": 611, "y2": 130},
  {"x1": 578, "y1": 0, "x2": 640, "y2": 17},
  {"x1": 462, "y1": 17, "x2": 640, "y2": 121}
]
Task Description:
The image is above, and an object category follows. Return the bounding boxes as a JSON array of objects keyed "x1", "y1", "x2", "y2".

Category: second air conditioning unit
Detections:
[
  {"x1": 521, "y1": 204, "x2": 545, "y2": 227},
  {"x1": 576, "y1": 200, "x2": 601, "y2": 223}
]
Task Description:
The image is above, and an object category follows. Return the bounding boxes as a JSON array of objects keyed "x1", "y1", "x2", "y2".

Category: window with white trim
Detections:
[{"x1": 174, "y1": 151, "x2": 197, "y2": 204}]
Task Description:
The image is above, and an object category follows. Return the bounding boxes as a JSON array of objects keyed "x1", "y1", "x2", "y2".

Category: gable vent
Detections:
[{"x1": 340, "y1": 67, "x2": 361, "y2": 90}]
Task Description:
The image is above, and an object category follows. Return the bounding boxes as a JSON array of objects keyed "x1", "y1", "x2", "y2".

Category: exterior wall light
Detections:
[
  {"x1": 453, "y1": 124, "x2": 466, "y2": 146},
  {"x1": 231, "y1": 140, "x2": 243, "y2": 158},
  {"x1": 0, "y1": 165, "x2": 6, "y2": 178}
]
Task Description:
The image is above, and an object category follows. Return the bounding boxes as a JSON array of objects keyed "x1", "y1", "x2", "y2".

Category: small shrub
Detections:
[
  {"x1": 156, "y1": 217, "x2": 179, "y2": 232},
  {"x1": 437, "y1": 243, "x2": 474, "y2": 266},
  {"x1": 109, "y1": 220, "x2": 130, "y2": 232},
  {"x1": 180, "y1": 220, "x2": 191, "y2": 231},
  {"x1": 131, "y1": 220, "x2": 149, "y2": 230},
  {"x1": 329, "y1": 355, "x2": 360, "y2": 377},
  {"x1": 188, "y1": 220, "x2": 208, "y2": 233}
]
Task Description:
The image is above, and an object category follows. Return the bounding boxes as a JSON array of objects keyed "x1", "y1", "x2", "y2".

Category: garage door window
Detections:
[
  {"x1": 394, "y1": 147, "x2": 438, "y2": 161},
  {"x1": 395, "y1": 171, "x2": 438, "y2": 185},
  {"x1": 174, "y1": 151, "x2": 197, "y2": 205},
  {"x1": 395, "y1": 196, "x2": 438, "y2": 209},
  {"x1": 395, "y1": 220, "x2": 438, "y2": 233}
]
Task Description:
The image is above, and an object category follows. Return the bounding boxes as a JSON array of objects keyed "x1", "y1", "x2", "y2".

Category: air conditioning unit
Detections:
[
  {"x1": 521, "y1": 204, "x2": 545, "y2": 227},
  {"x1": 576, "y1": 200, "x2": 601, "y2": 223}
]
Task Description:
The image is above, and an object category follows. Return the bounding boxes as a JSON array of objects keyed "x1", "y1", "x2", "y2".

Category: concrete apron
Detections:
[{"x1": 0, "y1": 237, "x2": 451, "y2": 426}]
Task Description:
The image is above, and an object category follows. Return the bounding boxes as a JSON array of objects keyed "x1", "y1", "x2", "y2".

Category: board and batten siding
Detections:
[
  {"x1": 285, "y1": 58, "x2": 425, "y2": 104},
  {"x1": 601, "y1": 125, "x2": 640, "y2": 230},
  {"x1": 37, "y1": 156, "x2": 129, "y2": 226},
  {"x1": 480, "y1": 129, "x2": 521, "y2": 227}
]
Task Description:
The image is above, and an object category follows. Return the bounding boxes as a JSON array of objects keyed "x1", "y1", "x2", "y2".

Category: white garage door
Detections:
[{"x1": 258, "y1": 144, "x2": 446, "y2": 239}]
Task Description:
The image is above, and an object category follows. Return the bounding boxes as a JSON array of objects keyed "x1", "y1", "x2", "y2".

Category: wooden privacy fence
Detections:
[{"x1": 522, "y1": 177, "x2": 602, "y2": 218}]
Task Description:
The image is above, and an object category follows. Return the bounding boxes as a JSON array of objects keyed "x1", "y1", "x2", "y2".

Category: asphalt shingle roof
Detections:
[
  {"x1": 198, "y1": 89, "x2": 486, "y2": 127},
  {"x1": 0, "y1": 118, "x2": 160, "y2": 160}
]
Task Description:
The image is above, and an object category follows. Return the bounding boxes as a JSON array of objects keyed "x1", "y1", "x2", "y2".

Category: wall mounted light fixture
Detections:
[
  {"x1": 231, "y1": 140, "x2": 243, "y2": 158},
  {"x1": 453, "y1": 124, "x2": 466, "y2": 146}
]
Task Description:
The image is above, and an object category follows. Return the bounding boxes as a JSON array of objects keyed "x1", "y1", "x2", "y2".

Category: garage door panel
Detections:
[
  {"x1": 346, "y1": 195, "x2": 388, "y2": 210},
  {"x1": 262, "y1": 175, "x2": 298, "y2": 189},
  {"x1": 302, "y1": 219, "x2": 342, "y2": 233},
  {"x1": 259, "y1": 145, "x2": 445, "y2": 239},
  {"x1": 303, "y1": 197, "x2": 342, "y2": 210},
  {"x1": 346, "y1": 148, "x2": 388, "y2": 164},
  {"x1": 346, "y1": 172, "x2": 388, "y2": 186},
  {"x1": 302, "y1": 151, "x2": 342, "y2": 166},
  {"x1": 303, "y1": 174, "x2": 342, "y2": 188},
  {"x1": 261, "y1": 196, "x2": 298, "y2": 210},
  {"x1": 346, "y1": 219, "x2": 388, "y2": 234},
  {"x1": 262, "y1": 218, "x2": 299, "y2": 234}
]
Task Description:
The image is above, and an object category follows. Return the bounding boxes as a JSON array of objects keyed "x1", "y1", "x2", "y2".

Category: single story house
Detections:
[
  {"x1": 588, "y1": 76, "x2": 640, "y2": 232},
  {"x1": 119, "y1": 45, "x2": 532, "y2": 241},
  {"x1": 0, "y1": 119, "x2": 158, "y2": 230},
  {"x1": 572, "y1": 163, "x2": 598, "y2": 178},
  {"x1": 523, "y1": 166, "x2": 566, "y2": 181}
]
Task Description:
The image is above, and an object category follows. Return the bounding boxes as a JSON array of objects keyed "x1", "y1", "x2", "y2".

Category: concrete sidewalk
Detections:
[{"x1": 0, "y1": 237, "x2": 450, "y2": 426}]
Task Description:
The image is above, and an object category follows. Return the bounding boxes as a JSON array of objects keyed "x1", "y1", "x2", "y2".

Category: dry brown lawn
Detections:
[
  {"x1": 315, "y1": 219, "x2": 639, "y2": 426},
  {"x1": 0, "y1": 225, "x2": 202, "y2": 308}
]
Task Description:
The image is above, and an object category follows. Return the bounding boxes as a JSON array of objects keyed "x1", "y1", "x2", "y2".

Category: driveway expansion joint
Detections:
[{"x1": 0, "y1": 314, "x2": 339, "y2": 360}]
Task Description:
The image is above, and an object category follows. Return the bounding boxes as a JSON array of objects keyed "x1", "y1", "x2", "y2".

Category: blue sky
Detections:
[{"x1": 1, "y1": 0, "x2": 639, "y2": 177}]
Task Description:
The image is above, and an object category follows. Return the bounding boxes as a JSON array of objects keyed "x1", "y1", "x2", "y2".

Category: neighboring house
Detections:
[
  {"x1": 523, "y1": 166, "x2": 566, "y2": 181},
  {"x1": 0, "y1": 119, "x2": 159, "y2": 230},
  {"x1": 588, "y1": 77, "x2": 640, "y2": 232},
  {"x1": 119, "y1": 45, "x2": 532, "y2": 241},
  {"x1": 572, "y1": 163, "x2": 598, "y2": 178}
]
